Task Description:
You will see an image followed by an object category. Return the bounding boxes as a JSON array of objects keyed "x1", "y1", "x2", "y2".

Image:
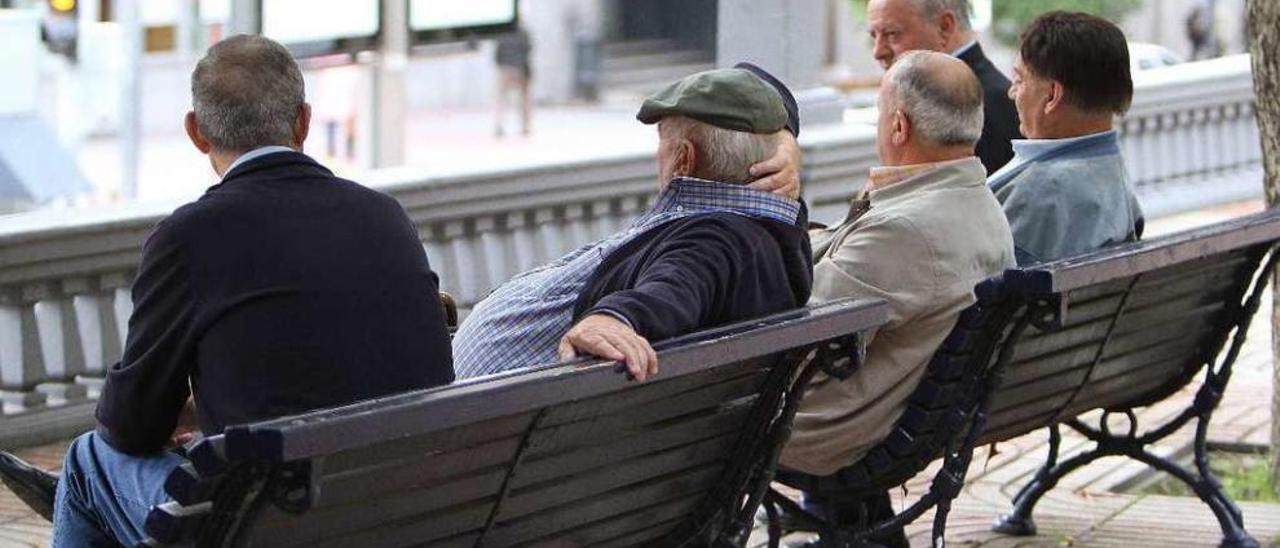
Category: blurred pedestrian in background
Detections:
[{"x1": 494, "y1": 25, "x2": 533, "y2": 138}]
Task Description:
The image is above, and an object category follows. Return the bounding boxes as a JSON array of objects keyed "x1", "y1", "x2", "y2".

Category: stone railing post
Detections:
[
  {"x1": 0, "y1": 288, "x2": 47, "y2": 413},
  {"x1": 32, "y1": 281, "x2": 89, "y2": 406}
]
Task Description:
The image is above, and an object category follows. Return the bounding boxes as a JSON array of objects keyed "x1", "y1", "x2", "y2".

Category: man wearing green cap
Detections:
[{"x1": 452, "y1": 67, "x2": 813, "y2": 380}]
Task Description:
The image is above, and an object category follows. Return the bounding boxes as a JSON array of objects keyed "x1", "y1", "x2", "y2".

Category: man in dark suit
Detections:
[
  {"x1": 867, "y1": 0, "x2": 1022, "y2": 175},
  {"x1": 0, "y1": 35, "x2": 454, "y2": 546}
]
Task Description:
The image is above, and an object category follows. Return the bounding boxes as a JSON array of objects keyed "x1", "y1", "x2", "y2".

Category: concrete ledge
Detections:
[{"x1": 0, "y1": 401, "x2": 95, "y2": 450}]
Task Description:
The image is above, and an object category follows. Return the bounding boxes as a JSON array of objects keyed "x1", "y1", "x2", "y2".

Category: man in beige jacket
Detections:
[{"x1": 777, "y1": 50, "x2": 1015, "y2": 544}]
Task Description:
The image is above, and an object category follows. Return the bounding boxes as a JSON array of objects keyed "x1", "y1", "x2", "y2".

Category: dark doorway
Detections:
[{"x1": 607, "y1": 0, "x2": 717, "y2": 54}]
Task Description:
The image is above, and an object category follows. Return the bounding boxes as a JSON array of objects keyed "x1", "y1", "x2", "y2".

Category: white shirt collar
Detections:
[
  {"x1": 950, "y1": 39, "x2": 979, "y2": 58},
  {"x1": 222, "y1": 146, "x2": 296, "y2": 179}
]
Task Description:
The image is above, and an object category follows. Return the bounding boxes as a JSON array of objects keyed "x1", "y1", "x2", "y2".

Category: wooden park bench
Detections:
[
  {"x1": 140, "y1": 298, "x2": 889, "y2": 547},
  {"x1": 764, "y1": 209, "x2": 1280, "y2": 548}
]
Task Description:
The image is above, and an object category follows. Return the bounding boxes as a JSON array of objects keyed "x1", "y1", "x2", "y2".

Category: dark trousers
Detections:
[{"x1": 802, "y1": 489, "x2": 909, "y2": 547}]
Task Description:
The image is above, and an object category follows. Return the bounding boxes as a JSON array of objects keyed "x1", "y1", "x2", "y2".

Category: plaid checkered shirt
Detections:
[{"x1": 452, "y1": 177, "x2": 802, "y2": 379}]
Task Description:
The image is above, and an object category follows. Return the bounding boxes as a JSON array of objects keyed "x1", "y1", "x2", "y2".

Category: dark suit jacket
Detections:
[
  {"x1": 96, "y1": 151, "x2": 454, "y2": 454},
  {"x1": 957, "y1": 43, "x2": 1022, "y2": 175}
]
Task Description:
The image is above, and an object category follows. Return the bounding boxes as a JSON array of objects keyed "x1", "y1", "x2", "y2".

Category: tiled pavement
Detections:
[{"x1": 2, "y1": 201, "x2": 1279, "y2": 547}]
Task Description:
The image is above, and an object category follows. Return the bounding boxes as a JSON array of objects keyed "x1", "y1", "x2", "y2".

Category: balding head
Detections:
[
  {"x1": 877, "y1": 50, "x2": 984, "y2": 164},
  {"x1": 189, "y1": 35, "x2": 306, "y2": 153}
]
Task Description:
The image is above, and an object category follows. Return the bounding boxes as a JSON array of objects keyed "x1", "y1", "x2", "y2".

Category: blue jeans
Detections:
[{"x1": 52, "y1": 432, "x2": 183, "y2": 547}]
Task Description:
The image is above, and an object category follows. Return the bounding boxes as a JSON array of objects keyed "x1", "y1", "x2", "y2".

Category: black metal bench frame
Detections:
[
  {"x1": 990, "y1": 239, "x2": 1276, "y2": 548},
  {"x1": 765, "y1": 210, "x2": 1280, "y2": 548},
  {"x1": 141, "y1": 299, "x2": 889, "y2": 547},
  {"x1": 763, "y1": 275, "x2": 1030, "y2": 548}
]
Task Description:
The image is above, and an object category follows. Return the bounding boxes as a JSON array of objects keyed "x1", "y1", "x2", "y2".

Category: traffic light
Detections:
[{"x1": 42, "y1": 0, "x2": 78, "y2": 61}]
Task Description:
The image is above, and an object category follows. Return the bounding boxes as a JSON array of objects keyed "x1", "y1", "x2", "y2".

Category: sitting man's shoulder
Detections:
[{"x1": 656, "y1": 211, "x2": 795, "y2": 245}]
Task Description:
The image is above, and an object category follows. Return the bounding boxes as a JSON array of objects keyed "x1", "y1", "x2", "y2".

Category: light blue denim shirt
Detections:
[{"x1": 988, "y1": 130, "x2": 1144, "y2": 265}]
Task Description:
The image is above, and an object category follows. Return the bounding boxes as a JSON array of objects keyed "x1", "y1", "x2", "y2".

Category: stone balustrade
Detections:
[{"x1": 0, "y1": 55, "x2": 1262, "y2": 425}]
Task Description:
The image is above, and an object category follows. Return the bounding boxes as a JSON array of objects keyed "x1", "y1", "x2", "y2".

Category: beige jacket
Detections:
[{"x1": 780, "y1": 157, "x2": 1015, "y2": 476}]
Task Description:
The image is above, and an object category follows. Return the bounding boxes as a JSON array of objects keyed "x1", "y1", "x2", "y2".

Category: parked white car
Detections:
[{"x1": 1129, "y1": 42, "x2": 1185, "y2": 72}]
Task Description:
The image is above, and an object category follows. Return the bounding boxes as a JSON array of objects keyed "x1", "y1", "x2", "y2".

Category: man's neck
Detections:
[
  {"x1": 943, "y1": 31, "x2": 978, "y2": 56},
  {"x1": 1033, "y1": 114, "x2": 1114, "y2": 140},
  {"x1": 888, "y1": 145, "x2": 974, "y2": 167},
  {"x1": 210, "y1": 149, "x2": 246, "y2": 177},
  {"x1": 211, "y1": 144, "x2": 299, "y2": 178}
]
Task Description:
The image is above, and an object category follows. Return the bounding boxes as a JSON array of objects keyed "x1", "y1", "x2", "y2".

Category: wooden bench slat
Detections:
[
  {"x1": 1008, "y1": 212, "x2": 1280, "y2": 294},
  {"x1": 322, "y1": 411, "x2": 536, "y2": 475},
  {"x1": 523, "y1": 370, "x2": 767, "y2": 458},
  {"x1": 252, "y1": 494, "x2": 494, "y2": 546},
  {"x1": 482, "y1": 463, "x2": 725, "y2": 545},
  {"x1": 999, "y1": 292, "x2": 1227, "y2": 389},
  {"x1": 574, "y1": 515, "x2": 689, "y2": 547},
  {"x1": 513, "y1": 401, "x2": 755, "y2": 488},
  {"x1": 311, "y1": 396, "x2": 755, "y2": 511},
  {"x1": 536, "y1": 360, "x2": 766, "y2": 428},
  {"x1": 992, "y1": 336, "x2": 1195, "y2": 420},
  {"x1": 998, "y1": 312, "x2": 1213, "y2": 395},
  {"x1": 498, "y1": 433, "x2": 737, "y2": 521}
]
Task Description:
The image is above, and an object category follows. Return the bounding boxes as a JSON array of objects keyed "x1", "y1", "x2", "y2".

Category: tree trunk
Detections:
[{"x1": 1246, "y1": 0, "x2": 1280, "y2": 495}]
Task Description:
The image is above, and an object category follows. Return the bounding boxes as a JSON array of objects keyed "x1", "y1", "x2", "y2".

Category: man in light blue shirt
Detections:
[{"x1": 989, "y1": 11, "x2": 1144, "y2": 265}]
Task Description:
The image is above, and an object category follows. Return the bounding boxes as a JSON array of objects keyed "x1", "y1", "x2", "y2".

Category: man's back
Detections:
[
  {"x1": 989, "y1": 132, "x2": 1144, "y2": 265},
  {"x1": 782, "y1": 158, "x2": 1015, "y2": 475},
  {"x1": 96, "y1": 151, "x2": 454, "y2": 451}
]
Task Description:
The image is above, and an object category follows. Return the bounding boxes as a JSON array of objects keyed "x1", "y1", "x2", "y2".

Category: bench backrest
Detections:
[
  {"x1": 982, "y1": 210, "x2": 1279, "y2": 442},
  {"x1": 144, "y1": 298, "x2": 889, "y2": 547},
  {"x1": 805, "y1": 210, "x2": 1280, "y2": 495}
]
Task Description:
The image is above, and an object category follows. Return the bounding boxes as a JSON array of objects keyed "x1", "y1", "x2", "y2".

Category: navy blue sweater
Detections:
[{"x1": 574, "y1": 211, "x2": 813, "y2": 342}]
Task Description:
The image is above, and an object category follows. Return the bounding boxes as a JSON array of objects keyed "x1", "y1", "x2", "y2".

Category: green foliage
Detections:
[
  {"x1": 991, "y1": 0, "x2": 1144, "y2": 46},
  {"x1": 1141, "y1": 451, "x2": 1280, "y2": 504}
]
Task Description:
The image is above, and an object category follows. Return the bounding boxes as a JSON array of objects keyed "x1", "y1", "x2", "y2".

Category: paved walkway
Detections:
[{"x1": 2, "y1": 202, "x2": 1278, "y2": 546}]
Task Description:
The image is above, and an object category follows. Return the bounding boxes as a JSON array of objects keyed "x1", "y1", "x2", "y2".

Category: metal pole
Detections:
[
  {"x1": 370, "y1": 0, "x2": 407, "y2": 168},
  {"x1": 118, "y1": 0, "x2": 141, "y2": 201},
  {"x1": 228, "y1": 0, "x2": 258, "y2": 35},
  {"x1": 178, "y1": 0, "x2": 202, "y2": 55}
]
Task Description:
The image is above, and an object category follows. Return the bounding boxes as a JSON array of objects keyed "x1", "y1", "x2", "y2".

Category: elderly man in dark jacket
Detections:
[
  {"x1": 453, "y1": 67, "x2": 813, "y2": 381},
  {"x1": 0, "y1": 35, "x2": 454, "y2": 546},
  {"x1": 867, "y1": 0, "x2": 1022, "y2": 174}
]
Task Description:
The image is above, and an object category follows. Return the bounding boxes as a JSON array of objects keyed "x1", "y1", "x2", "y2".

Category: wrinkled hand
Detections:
[
  {"x1": 558, "y1": 314, "x2": 659, "y2": 382},
  {"x1": 747, "y1": 130, "x2": 802, "y2": 199}
]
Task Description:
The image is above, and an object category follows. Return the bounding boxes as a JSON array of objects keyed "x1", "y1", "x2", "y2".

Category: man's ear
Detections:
[
  {"x1": 892, "y1": 110, "x2": 911, "y2": 146},
  {"x1": 184, "y1": 111, "x2": 213, "y2": 154},
  {"x1": 672, "y1": 139, "x2": 696, "y2": 177},
  {"x1": 1044, "y1": 82, "x2": 1065, "y2": 115},
  {"x1": 938, "y1": 11, "x2": 958, "y2": 43},
  {"x1": 292, "y1": 103, "x2": 312, "y2": 149}
]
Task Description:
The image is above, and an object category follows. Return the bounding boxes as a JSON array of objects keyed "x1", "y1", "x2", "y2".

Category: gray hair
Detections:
[
  {"x1": 658, "y1": 117, "x2": 780, "y2": 185},
  {"x1": 191, "y1": 35, "x2": 305, "y2": 152},
  {"x1": 915, "y1": 0, "x2": 972, "y2": 30},
  {"x1": 885, "y1": 50, "x2": 983, "y2": 147}
]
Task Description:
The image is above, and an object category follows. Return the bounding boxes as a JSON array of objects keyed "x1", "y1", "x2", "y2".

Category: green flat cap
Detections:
[{"x1": 636, "y1": 68, "x2": 788, "y2": 134}]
